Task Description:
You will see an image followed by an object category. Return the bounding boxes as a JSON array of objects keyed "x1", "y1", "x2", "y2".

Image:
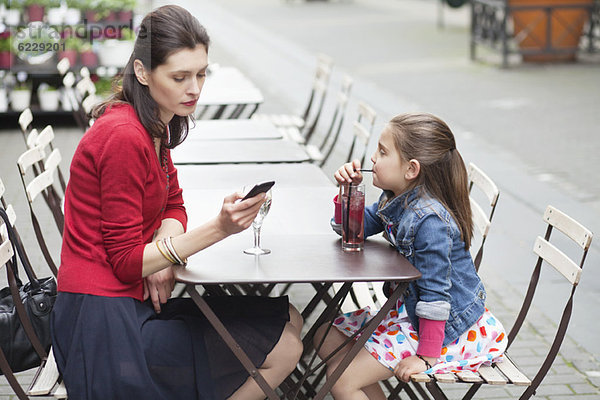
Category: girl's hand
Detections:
[
  {"x1": 393, "y1": 355, "x2": 436, "y2": 382},
  {"x1": 216, "y1": 191, "x2": 265, "y2": 236},
  {"x1": 143, "y1": 266, "x2": 175, "y2": 313},
  {"x1": 334, "y1": 159, "x2": 363, "y2": 185}
]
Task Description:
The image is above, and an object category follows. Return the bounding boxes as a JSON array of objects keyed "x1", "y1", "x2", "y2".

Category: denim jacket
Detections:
[{"x1": 335, "y1": 186, "x2": 486, "y2": 345}]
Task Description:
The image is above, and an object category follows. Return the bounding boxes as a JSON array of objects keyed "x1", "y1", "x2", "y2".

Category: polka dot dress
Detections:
[{"x1": 333, "y1": 300, "x2": 508, "y2": 373}]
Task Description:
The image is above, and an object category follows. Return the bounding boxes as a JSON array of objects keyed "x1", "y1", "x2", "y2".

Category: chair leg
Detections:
[
  {"x1": 425, "y1": 380, "x2": 451, "y2": 400},
  {"x1": 462, "y1": 383, "x2": 482, "y2": 400}
]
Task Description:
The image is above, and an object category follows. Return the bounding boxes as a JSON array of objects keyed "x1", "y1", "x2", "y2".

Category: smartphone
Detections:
[{"x1": 242, "y1": 181, "x2": 275, "y2": 201}]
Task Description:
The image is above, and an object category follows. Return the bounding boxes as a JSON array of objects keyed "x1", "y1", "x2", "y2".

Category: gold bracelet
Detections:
[{"x1": 156, "y1": 240, "x2": 177, "y2": 264}]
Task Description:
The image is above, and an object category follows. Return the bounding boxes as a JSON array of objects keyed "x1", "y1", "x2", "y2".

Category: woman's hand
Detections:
[
  {"x1": 143, "y1": 266, "x2": 176, "y2": 313},
  {"x1": 334, "y1": 159, "x2": 363, "y2": 185},
  {"x1": 216, "y1": 191, "x2": 266, "y2": 236},
  {"x1": 393, "y1": 355, "x2": 436, "y2": 383}
]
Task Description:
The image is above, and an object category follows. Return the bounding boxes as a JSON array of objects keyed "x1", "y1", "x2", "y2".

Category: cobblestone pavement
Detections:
[{"x1": 1, "y1": 0, "x2": 599, "y2": 398}]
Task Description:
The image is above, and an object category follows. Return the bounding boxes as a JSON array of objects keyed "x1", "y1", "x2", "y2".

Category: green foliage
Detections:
[
  {"x1": 0, "y1": 37, "x2": 11, "y2": 52},
  {"x1": 63, "y1": 36, "x2": 82, "y2": 51},
  {"x1": 94, "y1": 76, "x2": 113, "y2": 96},
  {"x1": 119, "y1": 27, "x2": 135, "y2": 41}
]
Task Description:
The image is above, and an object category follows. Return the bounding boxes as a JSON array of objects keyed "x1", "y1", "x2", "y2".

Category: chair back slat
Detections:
[
  {"x1": 35, "y1": 125, "x2": 55, "y2": 150},
  {"x1": 56, "y1": 57, "x2": 70, "y2": 75},
  {"x1": 44, "y1": 149, "x2": 62, "y2": 172},
  {"x1": 62, "y1": 72, "x2": 75, "y2": 88},
  {"x1": 18, "y1": 108, "x2": 33, "y2": 133},
  {"x1": 533, "y1": 236, "x2": 582, "y2": 285},
  {"x1": 468, "y1": 163, "x2": 499, "y2": 207},
  {"x1": 470, "y1": 197, "x2": 491, "y2": 237},
  {"x1": 26, "y1": 128, "x2": 39, "y2": 149},
  {"x1": 26, "y1": 169, "x2": 55, "y2": 203},
  {"x1": 352, "y1": 121, "x2": 370, "y2": 145},
  {"x1": 79, "y1": 66, "x2": 90, "y2": 79},
  {"x1": 357, "y1": 102, "x2": 377, "y2": 126},
  {"x1": 17, "y1": 147, "x2": 46, "y2": 175},
  {"x1": 0, "y1": 238, "x2": 13, "y2": 267},
  {"x1": 544, "y1": 206, "x2": 592, "y2": 250}
]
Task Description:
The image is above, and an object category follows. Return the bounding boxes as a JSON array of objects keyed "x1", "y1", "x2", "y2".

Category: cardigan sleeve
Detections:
[
  {"x1": 98, "y1": 126, "x2": 149, "y2": 283},
  {"x1": 162, "y1": 151, "x2": 187, "y2": 231}
]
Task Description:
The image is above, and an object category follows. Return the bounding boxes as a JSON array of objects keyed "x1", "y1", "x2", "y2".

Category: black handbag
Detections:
[{"x1": 0, "y1": 207, "x2": 57, "y2": 374}]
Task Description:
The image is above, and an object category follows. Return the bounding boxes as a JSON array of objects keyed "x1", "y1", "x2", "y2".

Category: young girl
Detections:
[{"x1": 315, "y1": 113, "x2": 507, "y2": 399}]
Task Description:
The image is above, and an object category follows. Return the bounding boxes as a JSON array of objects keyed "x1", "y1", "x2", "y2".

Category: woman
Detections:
[{"x1": 51, "y1": 5, "x2": 303, "y2": 399}]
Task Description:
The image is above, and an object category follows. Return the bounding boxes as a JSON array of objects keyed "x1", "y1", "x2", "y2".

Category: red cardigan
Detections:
[{"x1": 58, "y1": 104, "x2": 187, "y2": 301}]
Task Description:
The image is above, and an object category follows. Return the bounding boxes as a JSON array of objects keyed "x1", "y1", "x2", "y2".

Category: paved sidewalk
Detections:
[{"x1": 0, "y1": 0, "x2": 598, "y2": 398}]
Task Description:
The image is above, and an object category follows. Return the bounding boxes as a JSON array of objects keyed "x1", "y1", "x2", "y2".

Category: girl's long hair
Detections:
[
  {"x1": 92, "y1": 5, "x2": 210, "y2": 148},
  {"x1": 389, "y1": 113, "x2": 473, "y2": 249}
]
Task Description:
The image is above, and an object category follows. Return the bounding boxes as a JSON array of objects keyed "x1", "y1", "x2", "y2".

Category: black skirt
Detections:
[{"x1": 51, "y1": 292, "x2": 289, "y2": 400}]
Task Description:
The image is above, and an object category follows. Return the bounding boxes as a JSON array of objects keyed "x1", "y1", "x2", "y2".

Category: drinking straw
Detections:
[
  {"x1": 344, "y1": 183, "x2": 352, "y2": 240},
  {"x1": 354, "y1": 168, "x2": 373, "y2": 172}
]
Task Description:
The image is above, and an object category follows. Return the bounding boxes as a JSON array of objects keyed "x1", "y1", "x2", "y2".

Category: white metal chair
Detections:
[
  {"x1": 17, "y1": 146, "x2": 64, "y2": 277},
  {"x1": 346, "y1": 101, "x2": 377, "y2": 166},
  {"x1": 303, "y1": 74, "x2": 353, "y2": 166},
  {"x1": 252, "y1": 53, "x2": 334, "y2": 140},
  {"x1": 396, "y1": 205, "x2": 593, "y2": 400},
  {"x1": 0, "y1": 181, "x2": 66, "y2": 399},
  {"x1": 467, "y1": 162, "x2": 500, "y2": 271}
]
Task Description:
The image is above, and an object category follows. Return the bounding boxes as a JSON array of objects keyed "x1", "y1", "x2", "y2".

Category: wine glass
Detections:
[{"x1": 244, "y1": 189, "x2": 272, "y2": 255}]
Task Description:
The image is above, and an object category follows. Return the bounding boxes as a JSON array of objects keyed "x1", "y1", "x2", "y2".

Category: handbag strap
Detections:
[
  {"x1": 0, "y1": 207, "x2": 41, "y2": 287},
  {"x1": 0, "y1": 207, "x2": 49, "y2": 360}
]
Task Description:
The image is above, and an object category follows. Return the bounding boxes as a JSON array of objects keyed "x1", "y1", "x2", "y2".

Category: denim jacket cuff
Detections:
[{"x1": 416, "y1": 300, "x2": 451, "y2": 321}]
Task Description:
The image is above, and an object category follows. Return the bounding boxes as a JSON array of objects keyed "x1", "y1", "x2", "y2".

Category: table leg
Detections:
[
  {"x1": 186, "y1": 284, "x2": 280, "y2": 400},
  {"x1": 313, "y1": 281, "x2": 408, "y2": 400}
]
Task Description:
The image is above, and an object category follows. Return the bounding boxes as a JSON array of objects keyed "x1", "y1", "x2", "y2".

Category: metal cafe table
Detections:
[
  {"x1": 173, "y1": 164, "x2": 421, "y2": 399},
  {"x1": 196, "y1": 66, "x2": 264, "y2": 119},
  {"x1": 186, "y1": 119, "x2": 283, "y2": 141}
]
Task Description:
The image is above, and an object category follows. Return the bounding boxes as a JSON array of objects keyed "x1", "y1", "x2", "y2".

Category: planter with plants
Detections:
[
  {"x1": 46, "y1": 0, "x2": 64, "y2": 24},
  {"x1": 37, "y1": 83, "x2": 60, "y2": 111},
  {"x1": 117, "y1": 0, "x2": 135, "y2": 23},
  {"x1": 10, "y1": 83, "x2": 32, "y2": 111},
  {"x1": 64, "y1": 0, "x2": 82, "y2": 24},
  {"x1": 0, "y1": 35, "x2": 14, "y2": 69},
  {"x1": 24, "y1": 0, "x2": 47, "y2": 22},
  {"x1": 79, "y1": 41, "x2": 97, "y2": 67},
  {"x1": 97, "y1": 27, "x2": 134, "y2": 68},
  {"x1": 0, "y1": 88, "x2": 8, "y2": 112},
  {"x1": 509, "y1": 0, "x2": 594, "y2": 62},
  {"x1": 0, "y1": 0, "x2": 22, "y2": 26},
  {"x1": 58, "y1": 36, "x2": 80, "y2": 66}
]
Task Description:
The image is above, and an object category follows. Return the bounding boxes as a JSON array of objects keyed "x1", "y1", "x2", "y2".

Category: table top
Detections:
[
  {"x1": 175, "y1": 179, "x2": 420, "y2": 285},
  {"x1": 186, "y1": 119, "x2": 283, "y2": 141},
  {"x1": 175, "y1": 234, "x2": 420, "y2": 285},
  {"x1": 176, "y1": 163, "x2": 333, "y2": 189},
  {"x1": 197, "y1": 66, "x2": 264, "y2": 106},
  {"x1": 172, "y1": 139, "x2": 311, "y2": 164}
]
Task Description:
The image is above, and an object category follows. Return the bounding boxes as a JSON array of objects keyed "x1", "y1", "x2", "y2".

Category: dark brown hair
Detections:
[
  {"x1": 92, "y1": 5, "x2": 210, "y2": 148},
  {"x1": 388, "y1": 113, "x2": 473, "y2": 248}
]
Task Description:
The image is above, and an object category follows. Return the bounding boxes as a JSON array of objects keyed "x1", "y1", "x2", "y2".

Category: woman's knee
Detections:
[
  {"x1": 271, "y1": 324, "x2": 303, "y2": 370},
  {"x1": 288, "y1": 304, "x2": 303, "y2": 333}
]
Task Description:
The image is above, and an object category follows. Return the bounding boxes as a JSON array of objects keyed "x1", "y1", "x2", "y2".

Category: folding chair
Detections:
[
  {"x1": 32, "y1": 125, "x2": 68, "y2": 193},
  {"x1": 303, "y1": 74, "x2": 353, "y2": 166},
  {"x1": 346, "y1": 101, "x2": 377, "y2": 166},
  {"x1": 62, "y1": 72, "x2": 87, "y2": 131},
  {"x1": 467, "y1": 162, "x2": 500, "y2": 271},
  {"x1": 401, "y1": 205, "x2": 593, "y2": 400},
  {"x1": 252, "y1": 53, "x2": 334, "y2": 140},
  {"x1": 17, "y1": 146, "x2": 64, "y2": 277}
]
